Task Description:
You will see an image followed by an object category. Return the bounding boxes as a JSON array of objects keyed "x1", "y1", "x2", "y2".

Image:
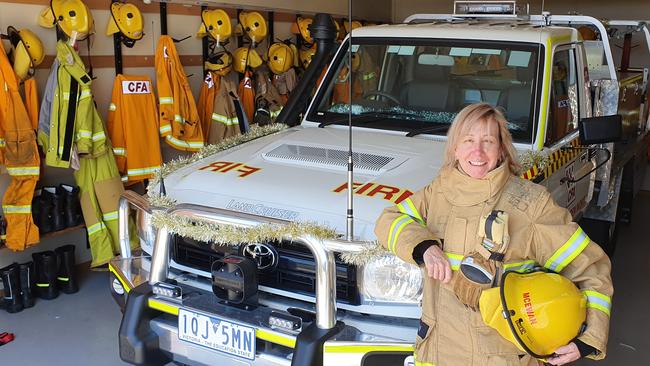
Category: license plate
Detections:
[{"x1": 178, "y1": 308, "x2": 256, "y2": 360}]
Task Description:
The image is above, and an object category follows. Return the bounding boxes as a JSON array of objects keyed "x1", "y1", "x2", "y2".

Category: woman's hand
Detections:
[
  {"x1": 546, "y1": 342, "x2": 581, "y2": 365},
  {"x1": 422, "y1": 244, "x2": 452, "y2": 283}
]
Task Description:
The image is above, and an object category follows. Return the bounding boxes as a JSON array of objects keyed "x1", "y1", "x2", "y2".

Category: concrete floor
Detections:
[{"x1": 1, "y1": 192, "x2": 649, "y2": 365}]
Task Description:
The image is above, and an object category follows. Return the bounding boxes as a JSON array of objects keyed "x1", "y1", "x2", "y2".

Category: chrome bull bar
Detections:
[{"x1": 118, "y1": 190, "x2": 373, "y2": 330}]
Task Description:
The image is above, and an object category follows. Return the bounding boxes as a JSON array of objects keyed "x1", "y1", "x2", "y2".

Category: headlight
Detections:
[
  {"x1": 360, "y1": 254, "x2": 423, "y2": 303},
  {"x1": 136, "y1": 209, "x2": 156, "y2": 254}
]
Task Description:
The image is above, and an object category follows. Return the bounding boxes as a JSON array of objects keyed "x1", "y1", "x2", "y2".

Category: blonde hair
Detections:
[{"x1": 442, "y1": 103, "x2": 521, "y2": 174}]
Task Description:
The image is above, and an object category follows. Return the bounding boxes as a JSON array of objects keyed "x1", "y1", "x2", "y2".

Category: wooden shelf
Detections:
[{"x1": 40, "y1": 224, "x2": 86, "y2": 239}]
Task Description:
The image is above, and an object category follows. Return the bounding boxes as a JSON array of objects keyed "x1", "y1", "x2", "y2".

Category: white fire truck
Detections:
[{"x1": 109, "y1": 3, "x2": 649, "y2": 365}]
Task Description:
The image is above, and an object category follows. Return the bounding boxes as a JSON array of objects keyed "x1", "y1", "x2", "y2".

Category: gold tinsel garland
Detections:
[
  {"x1": 518, "y1": 150, "x2": 550, "y2": 174},
  {"x1": 146, "y1": 123, "x2": 289, "y2": 206}
]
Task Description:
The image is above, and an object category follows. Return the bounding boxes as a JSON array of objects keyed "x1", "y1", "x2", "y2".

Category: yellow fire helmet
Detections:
[
  {"x1": 343, "y1": 20, "x2": 363, "y2": 35},
  {"x1": 238, "y1": 11, "x2": 267, "y2": 44},
  {"x1": 289, "y1": 43, "x2": 299, "y2": 67},
  {"x1": 106, "y1": 2, "x2": 144, "y2": 48},
  {"x1": 7, "y1": 26, "x2": 45, "y2": 81},
  {"x1": 290, "y1": 17, "x2": 313, "y2": 44},
  {"x1": 39, "y1": 0, "x2": 94, "y2": 40},
  {"x1": 299, "y1": 45, "x2": 317, "y2": 70},
  {"x1": 479, "y1": 270, "x2": 587, "y2": 359},
  {"x1": 205, "y1": 51, "x2": 232, "y2": 76},
  {"x1": 196, "y1": 9, "x2": 232, "y2": 43},
  {"x1": 267, "y1": 43, "x2": 294, "y2": 75},
  {"x1": 232, "y1": 47, "x2": 263, "y2": 74}
]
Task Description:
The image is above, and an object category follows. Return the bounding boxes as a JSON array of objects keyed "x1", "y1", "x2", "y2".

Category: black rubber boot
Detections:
[
  {"x1": 1, "y1": 263, "x2": 24, "y2": 313},
  {"x1": 32, "y1": 251, "x2": 59, "y2": 300},
  {"x1": 55, "y1": 245, "x2": 78, "y2": 294},
  {"x1": 43, "y1": 186, "x2": 65, "y2": 232},
  {"x1": 59, "y1": 184, "x2": 83, "y2": 228},
  {"x1": 38, "y1": 190, "x2": 54, "y2": 234},
  {"x1": 31, "y1": 195, "x2": 41, "y2": 231},
  {"x1": 19, "y1": 262, "x2": 35, "y2": 308}
]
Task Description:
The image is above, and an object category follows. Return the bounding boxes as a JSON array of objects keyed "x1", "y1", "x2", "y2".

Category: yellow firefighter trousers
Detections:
[{"x1": 74, "y1": 150, "x2": 124, "y2": 267}]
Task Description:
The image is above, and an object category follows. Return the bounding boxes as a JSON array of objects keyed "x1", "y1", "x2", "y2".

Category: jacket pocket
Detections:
[
  {"x1": 476, "y1": 326, "x2": 522, "y2": 356},
  {"x1": 4, "y1": 129, "x2": 37, "y2": 166},
  {"x1": 444, "y1": 216, "x2": 467, "y2": 253},
  {"x1": 414, "y1": 315, "x2": 437, "y2": 363}
]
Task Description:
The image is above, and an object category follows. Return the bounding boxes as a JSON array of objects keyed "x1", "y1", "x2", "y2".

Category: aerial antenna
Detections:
[{"x1": 345, "y1": 0, "x2": 354, "y2": 241}]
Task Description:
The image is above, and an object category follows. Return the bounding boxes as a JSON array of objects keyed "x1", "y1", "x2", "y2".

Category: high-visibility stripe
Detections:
[
  {"x1": 324, "y1": 344, "x2": 414, "y2": 354},
  {"x1": 397, "y1": 198, "x2": 425, "y2": 225},
  {"x1": 544, "y1": 227, "x2": 590, "y2": 272},
  {"x1": 0, "y1": 138, "x2": 5, "y2": 147},
  {"x1": 127, "y1": 166, "x2": 161, "y2": 176},
  {"x1": 87, "y1": 222, "x2": 107, "y2": 236},
  {"x1": 109, "y1": 103, "x2": 117, "y2": 111},
  {"x1": 445, "y1": 252, "x2": 463, "y2": 271},
  {"x1": 148, "y1": 298, "x2": 179, "y2": 315},
  {"x1": 62, "y1": 92, "x2": 70, "y2": 101},
  {"x1": 108, "y1": 263, "x2": 132, "y2": 293},
  {"x1": 121, "y1": 175, "x2": 129, "y2": 182},
  {"x1": 103, "y1": 211, "x2": 119, "y2": 222},
  {"x1": 92, "y1": 131, "x2": 106, "y2": 141},
  {"x1": 159, "y1": 97, "x2": 173, "y2": 105},
  {"x1": 79, "y1": 89, "x2": 92, "y2": 100},
  {"x1": 362, "y1": 72, "x2": 376, "y2": 81},
  {"x1": 414, "y1": 353, "x2": 436, "y2": 366},
  {"x1": 7, "y1": 166, "x2": 40, "y2": 176},
  {"x1": 211, "y1": 113, "x2": 239, "y2": 126},
  {"x1": 174, "y1": 114, "x2": 184, "y2": 124},
  {"x1": 36, "y1": 283, "x2": 50, "y2": 288},
  {"x1": 76, "y1": 130, "x2": 92, "y2": 139},
  {"x1": 583, "y1": 290, "x2": 612, "y2": 316},
  {"x1": 256, "y1": 329, "x2": 296, "y2": 349},
  {"x1": 57, "y1": 277, "x2": 69, "y2": 282},
  {"x1": 387, "y1": 214, "x2": 413, "y2": 253},
  {"x1": 2, "y1": 205, "x2": 32, "y2": 214},
  {"x1": 504, "y1": 260, "x2": 538, "y2": 273},
  {"x1": 113, "y1": 147, "x2": 126, "y2": 156},
  {"x1": 159, "y1": 124, "x2": 172, "y2": 134},
  {"x1": 165, "y1": 135, "x2": 204, "y2": 150},
  {"x1": 0, "y1": 234, "x2": 6, "y2": 240}
]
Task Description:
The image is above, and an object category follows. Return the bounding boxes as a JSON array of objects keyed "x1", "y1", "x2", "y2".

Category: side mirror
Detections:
[{"x1": 578, "y1": 115, "x2": 622, "y2": 144}]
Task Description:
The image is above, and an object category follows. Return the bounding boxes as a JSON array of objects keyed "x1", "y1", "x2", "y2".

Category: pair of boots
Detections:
[
  {"x1": 32, "y1": 184, "x2": 83, "y2": 235},
  {"x1": 0, "y1": 245, "x2": 78, "y2": 313}
]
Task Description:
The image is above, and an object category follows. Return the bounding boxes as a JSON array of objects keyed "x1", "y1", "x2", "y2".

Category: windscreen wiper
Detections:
[
  {"x1": 318, "y1": 111, "x2": 421, "y2": 128},
  {"x1": 405, "y1": 124, "x2": 450, "y2": 137}
]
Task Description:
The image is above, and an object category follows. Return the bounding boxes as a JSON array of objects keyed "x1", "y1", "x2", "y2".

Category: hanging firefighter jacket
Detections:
[
  {"x1": 155, "y1": 35, "x2": 204, "y2": 152},
  {"x1": 39, "y1": 41, "x2": 127, "y2": 267},
  {"x1": 272, "y1": 67, "x2": 297, "y2": 105},
  {"x1": 238, "y1": 70, "x2": 255, "y2": 124},
  {"x1": 23, "y1": 78, "x2": 39, "y2": 130},
  {"x1": 197, "y1": 71, "x2": 240, "y2": 144},
  {"x1": 107, "y1": 74, "x2": 162, "y2": 183},
  {"x1": 332, "y1": 65, "x2": 363, "y2": 105},
  {"x1": 254, "y1": 69, "x2": 284, "y2": 126},
  {"x1": 0, "y1": 42, "x2": 40, "y2": 251}
]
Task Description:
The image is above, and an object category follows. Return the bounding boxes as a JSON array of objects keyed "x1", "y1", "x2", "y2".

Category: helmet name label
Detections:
[
  {"x1": 122, "y1": 80, "x2": 151, "y2": 94},
  {"x1": 522, "y1": 292, "x2": 538, "y2": 325}
]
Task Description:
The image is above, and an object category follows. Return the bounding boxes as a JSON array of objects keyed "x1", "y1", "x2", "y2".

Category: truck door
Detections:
[{"x1": 545, "y1": 46, "x2": 593, "y2": 217}]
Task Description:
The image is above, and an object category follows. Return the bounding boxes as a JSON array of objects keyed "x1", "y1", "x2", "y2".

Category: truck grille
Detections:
[{"x1": 172, "y1": 235, "x2": 360, "y2": 305}]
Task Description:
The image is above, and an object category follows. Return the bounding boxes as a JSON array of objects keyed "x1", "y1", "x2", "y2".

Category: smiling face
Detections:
[{"x1": 454, "y1": 118, "x2": 502, "y2": 179}]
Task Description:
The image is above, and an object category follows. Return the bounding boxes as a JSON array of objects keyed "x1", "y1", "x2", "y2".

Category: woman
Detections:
[{"x1": 375, "y1": 103, "x2": 612, "y2": 366}]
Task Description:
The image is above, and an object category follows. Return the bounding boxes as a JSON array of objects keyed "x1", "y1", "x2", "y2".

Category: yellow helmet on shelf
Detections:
[
  {"x1": 238, "y1": 11, "x2": 267, "y2": 44},
  {"x1": 205, "y1": 51, "x2": 232, "y2": 76},
  {"x1": 290, "y1": 17, "x2": 313, "y2": 44},
  {"x1": 7, "y1": 26, "x2": 45, "y2": 81},
  {"x1": 106, "y1": 2, "x2": 144, "y2": 47},
  {"x1": 299, "y1": 45, "x2": 316, "y2": 69},
  {"x1": 480, "y1": 270, "x2": 587, "y2": 359},
  {"x1": 41, "y1": 0, "x2": 94, "y2": 40},
  {"x1": 267, "y1": 43, "x2": 294, "y2": 75},
  {"x1": 232, "y1": 47, "x2": 263, "y2": 74},
  {"x1": 196, "y1": 9, "x2": 232, "y2": 42},
  {"x1": 343, "y1": 20, "x2": 363, "y2": 35}
]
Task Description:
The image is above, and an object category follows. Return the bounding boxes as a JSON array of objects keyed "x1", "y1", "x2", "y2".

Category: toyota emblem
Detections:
[{"x1": 241, "y1": 243, "x2": 278, "y2": 271}]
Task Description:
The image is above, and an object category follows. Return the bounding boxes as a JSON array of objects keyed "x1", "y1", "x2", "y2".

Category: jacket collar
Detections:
[{"x1": 440, "y1": 164, "x2": 510, "y2": 206}]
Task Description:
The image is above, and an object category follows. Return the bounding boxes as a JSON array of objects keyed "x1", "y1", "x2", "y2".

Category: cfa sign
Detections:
[{"x1": 122, "y1": 80, "x2": 151, "y2": 94}]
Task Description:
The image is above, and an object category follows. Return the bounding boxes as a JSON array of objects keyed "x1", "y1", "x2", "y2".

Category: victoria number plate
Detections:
[{"x1": 178, "y1": 308, "x2": 256, "y2": 360}]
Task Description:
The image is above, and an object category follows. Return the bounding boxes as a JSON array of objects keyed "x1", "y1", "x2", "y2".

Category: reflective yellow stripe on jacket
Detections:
[
  {"x1": 397, "y1": 197, "x2": 425, "y2": 225},
  {"x1": 503, "y1": 259, "x2": 537, "y2": 273},
  {"x1": 388, "y1": 214, "x2": 414, "y2": 253},
  {"x1": 212, "y1": 112, "x2": 239, "y2": 126},
  {"x1": 2, "y1": 205, "x2": 32, "y2": 214},
  {"x1": 414, "y1": 353, "x2": 436, "y2": 366},
  {"x1": 583, "y1": 290, "x2": 612, "y2": 316},
  {"x1": 544, "y1": 227, "x2": 590, "y2": 272},
  {"x1": 6, "y1": 166, "x2": 40, "y2": 176}
]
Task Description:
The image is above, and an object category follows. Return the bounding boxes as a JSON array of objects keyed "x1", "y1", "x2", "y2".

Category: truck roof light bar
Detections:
[{"x1": 454, "y1": 1, "x2": 520, "y2": 17}]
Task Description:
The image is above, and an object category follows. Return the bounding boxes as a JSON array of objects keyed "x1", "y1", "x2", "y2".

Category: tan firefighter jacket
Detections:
[
  {"x1": 375, "y1": 164, "x2": 613, "y2": 366},
  {"x1": 197, "y1": 71, "x2": 240, "y2": 144},
  {"x1": 254, "y1": 69, "x2": 283, "y2": 124}
]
